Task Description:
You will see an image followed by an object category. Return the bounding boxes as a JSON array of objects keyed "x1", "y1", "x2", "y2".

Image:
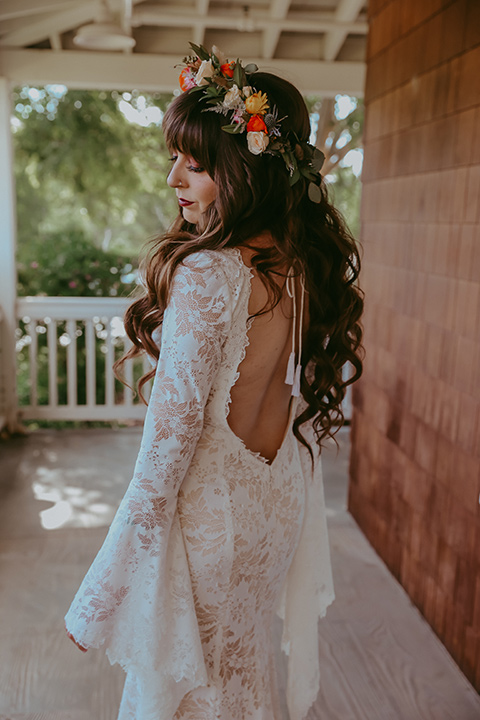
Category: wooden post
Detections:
[{"x1": 0, "y1": 76, "x2": 20, "y2": 434}]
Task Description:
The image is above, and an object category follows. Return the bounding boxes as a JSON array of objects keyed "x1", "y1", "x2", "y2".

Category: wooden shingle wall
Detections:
[{"x1": 349, "y1": 0, "x2": 480, "y2": 690}]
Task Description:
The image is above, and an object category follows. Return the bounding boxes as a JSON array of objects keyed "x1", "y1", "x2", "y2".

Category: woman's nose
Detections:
[{"x1": 167, "y1": 164, "x2": 186, "y2": 189}]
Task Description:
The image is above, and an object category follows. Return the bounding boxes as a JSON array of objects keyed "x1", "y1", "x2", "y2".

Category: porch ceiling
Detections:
[{"x1": 0, "y1": 0, "x2": 367, "y2": 94}]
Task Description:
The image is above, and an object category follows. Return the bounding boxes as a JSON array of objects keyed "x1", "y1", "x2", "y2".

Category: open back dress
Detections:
[{"x1": 64, "y1": 247, "x2": 335, "y2": 720}]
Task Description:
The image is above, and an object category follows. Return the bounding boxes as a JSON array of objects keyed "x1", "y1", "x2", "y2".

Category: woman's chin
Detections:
[{"x1": 181, "y1": 206, "x2": 200, "y2": 224}]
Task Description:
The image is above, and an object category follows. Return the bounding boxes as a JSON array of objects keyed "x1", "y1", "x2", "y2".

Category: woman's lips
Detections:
[{"x1": 178, "y1": 198, "x2": 194, "y2": 207}]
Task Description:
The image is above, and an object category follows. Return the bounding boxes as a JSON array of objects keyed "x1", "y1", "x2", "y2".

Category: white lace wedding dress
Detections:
[{"x1": 64, "y1": 247, "x2": 334, "y2": 720}]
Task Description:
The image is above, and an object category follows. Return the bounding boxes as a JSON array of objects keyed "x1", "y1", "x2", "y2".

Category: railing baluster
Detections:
[
  {"x1": 16, "y1": 298, "x2": 148, "y2": 421},
  {"x1": 47, "y1": 320, "x2": 58, "y2": 407},
  {"x1": 85, "y1": 319, "x2": 96, "y2": 407},
  {"x1": 66, "y1": 319, "x2": 77, "y2": 407},
  {"x1": 105, "y1": 318, "x2": 115, "y2": 407},
  {"x1": 28, "y1": 320, "x2": 38, "y2": 407}
]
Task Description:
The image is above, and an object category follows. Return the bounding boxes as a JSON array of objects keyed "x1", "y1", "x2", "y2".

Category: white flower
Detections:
[
  {"x1": 195, "y1": 59, "x2": 215, "y2": 86},
  {"x1": 243, "y1": 86, "x2": 252, "y2": 97},
  {"x1": 223, "y1": 84, "x2": 243, "y2": 109},
  {"x1": 212, "y1": 45, "x2": 227, "y2": 64},
  {"x1": 247, "y1": 131, "x2": 270, "y2": 155}
]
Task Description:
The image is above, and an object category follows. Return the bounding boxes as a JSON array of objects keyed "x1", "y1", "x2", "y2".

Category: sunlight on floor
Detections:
[{"x1": 31, "y1": 466, "x2": 118, "y2": 530}]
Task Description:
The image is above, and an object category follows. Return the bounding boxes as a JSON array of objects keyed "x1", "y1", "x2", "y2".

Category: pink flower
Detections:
[
  {"x1": 232, "y1": 108, "x2": 245, "y2": 126},
  {"x1": 69, "y1": 281, "x2": 77, "y2": 288},
  {"x1": 179, "y1": 67, "x2": 196, "y2": 91},
  {"x1": 30, "y1": 261, "x2": 39, "y2": 269}
]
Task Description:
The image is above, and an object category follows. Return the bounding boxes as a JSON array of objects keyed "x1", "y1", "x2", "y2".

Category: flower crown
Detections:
[{"x1": 178, "y1": 43, "x2": 325, "y2": 202}]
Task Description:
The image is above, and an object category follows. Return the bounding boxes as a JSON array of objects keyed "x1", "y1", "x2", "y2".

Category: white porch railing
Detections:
[
  {"x1": 16, "y1": 296, "x2": 150, "y2": 421},
  {"x1": 15, "y1": 296, "x2": 353, "y2": 424}
]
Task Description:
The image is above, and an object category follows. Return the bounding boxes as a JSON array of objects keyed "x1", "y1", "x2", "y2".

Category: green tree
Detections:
[
  {"x1": 17, "y1": 229, "x2": 137, "y2": 298},
  {"x1": 12, "y1": 88, "x2": 177, "y2": 426},
  {"x1": 306, "y1": 94, "x2": 364, "y2": 238},
  {"x1": 12, "y1": 86, "x2": 177, "y2": 262}
]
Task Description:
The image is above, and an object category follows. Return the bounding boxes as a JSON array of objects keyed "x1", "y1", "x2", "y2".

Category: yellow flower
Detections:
[{"x1": 244, "y1": 91, "x2": 269, "y2": 115}]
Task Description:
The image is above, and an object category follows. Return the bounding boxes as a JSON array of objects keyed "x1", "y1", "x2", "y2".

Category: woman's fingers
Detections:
[{"x1": 65, "y1": 626, "x2": 88, "y2": 652}]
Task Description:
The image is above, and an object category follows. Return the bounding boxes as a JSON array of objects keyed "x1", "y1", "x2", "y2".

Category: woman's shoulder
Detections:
[
  {"x1": 179, "y1": 247, "x2": 249, "y2": 284},
  {"x1": 174, "y1": 248, "x2": 252, "y2": 312}
]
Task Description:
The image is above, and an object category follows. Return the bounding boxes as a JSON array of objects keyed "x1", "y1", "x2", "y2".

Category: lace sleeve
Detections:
[{"x1": 64, "y1": 253, "x2": 231, "y2": 719}]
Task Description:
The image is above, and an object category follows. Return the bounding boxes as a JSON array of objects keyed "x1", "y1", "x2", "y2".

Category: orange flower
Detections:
[
  {"x1": 179, "y1": 67, "x2": 196, "y2": 91},
  {"x1": 247, "y1": 114, "x2": 267, "y2": 133},
  {"x1": 220, "y1": 61, "x2": 235, "y2": 78}
]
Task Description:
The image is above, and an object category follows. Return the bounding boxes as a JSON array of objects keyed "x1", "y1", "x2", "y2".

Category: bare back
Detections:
[{"x1": 227, "y1": 243, "x2": 307, "y2": 463}]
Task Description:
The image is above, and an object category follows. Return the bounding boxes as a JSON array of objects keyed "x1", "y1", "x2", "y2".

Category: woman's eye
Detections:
[
  {"x1": 188, "y1": 164, "x2": 205, "y2": 173},
  {"x1": 168, "y1": 155, "x2": 177, "y2": 164}
]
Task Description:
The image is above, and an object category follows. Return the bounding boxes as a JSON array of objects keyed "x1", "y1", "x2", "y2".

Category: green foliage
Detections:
[
  {"x1": 17, "y1": 229, "x2": 137, "y2": 297},
  {"x1": 12, "y1": 86, "x2": 364, "y2": 282},
  {"x1": 305, "y1": 94, "x2": 364, "y2": 239},
  {"x1": 13, "y1": 86, "x2": 177, "y2": 259},
  {"x1": 11, "y1": 87, "x2": 174, "y2": 427},
  {"x1": 325, "y1": 166, "x2": 362, "y2": 240}
]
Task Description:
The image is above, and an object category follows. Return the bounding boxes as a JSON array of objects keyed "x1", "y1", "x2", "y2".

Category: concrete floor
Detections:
[{"x1": 0, "y1": 426, "x2": 479, "y2": 719}]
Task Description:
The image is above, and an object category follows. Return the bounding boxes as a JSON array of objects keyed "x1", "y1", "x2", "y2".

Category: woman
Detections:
[{"x1": 65, "y1": 44, "x2": 363, "y2": 720}]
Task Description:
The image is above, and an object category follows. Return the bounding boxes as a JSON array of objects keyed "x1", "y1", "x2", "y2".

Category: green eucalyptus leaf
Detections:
[
  {"x1": 308, "y1": 182, "x2": 322, "y2": 203},
  {"x1": 205, "y1": 85, "x2": 221, "y2": 96},
  {"x1": 289, "y1": 168, "x2": 301, "y2": 186},
  {"x1": 312, "y1": 148, "x2": 325, "y2": 172},
  {"x1": 300, "y1": 165, "x2": 316, "y2": 181},
  {"x1": 189, "y1": 42, "x2": 210, "y2": 61},
  {"x1": 239, "y1": 66, "x2": 247, "y2": 88},
  {"x1": 222, "y1": 124, "x2": 241, "y2": 134},
  {"x1": 233, "y1": 61, "x2": 242, "y2": 88},
  {"x1": 282, "y1": 149, "x2": 293, "y2": 167},
  {"x1": 244, "y1": 63, "x2": 258, "y2": 73}
]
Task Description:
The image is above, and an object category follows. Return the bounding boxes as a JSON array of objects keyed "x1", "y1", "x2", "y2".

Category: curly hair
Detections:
[{"x1": 115, "y1": 71, "x2": 364, "y2": 455}]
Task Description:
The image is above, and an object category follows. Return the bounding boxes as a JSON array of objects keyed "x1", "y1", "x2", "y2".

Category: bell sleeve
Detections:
[
  {"x1": 276, "y1": 414, "x2": 335, "y2": 720},
  {"x1": 64, "y1": 252, "x2": 232, "y2": 720}
]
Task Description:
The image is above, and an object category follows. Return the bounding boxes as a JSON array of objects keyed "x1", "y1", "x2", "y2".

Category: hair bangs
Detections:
[{"x1": 163, "y1": 91, "x2": 222, "y2": 176}]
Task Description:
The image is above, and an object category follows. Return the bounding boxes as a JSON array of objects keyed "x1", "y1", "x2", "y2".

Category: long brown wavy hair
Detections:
[{"x1": 115, "y1": 71, "x2": 364, "y2": 454}]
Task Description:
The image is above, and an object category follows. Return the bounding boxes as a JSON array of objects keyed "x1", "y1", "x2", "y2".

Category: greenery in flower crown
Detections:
[{"x1": 178, "y1": 43, "x2": 325, "y2": 200}]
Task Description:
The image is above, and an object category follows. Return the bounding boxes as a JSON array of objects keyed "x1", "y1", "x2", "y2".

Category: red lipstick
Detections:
[{"x1": 178, "y1": 198, "x2": 194, "y2": 207}]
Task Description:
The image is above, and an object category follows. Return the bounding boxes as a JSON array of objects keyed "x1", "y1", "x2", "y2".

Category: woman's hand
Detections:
[{"x1": 65, "y1": 625, "x2": 88, "y2": 652}]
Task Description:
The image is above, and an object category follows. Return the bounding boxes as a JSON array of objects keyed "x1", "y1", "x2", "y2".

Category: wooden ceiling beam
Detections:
[
  {"x1": 0, "y1": 48, "x2": 366, "y2": 96},
  {"x1": 131, "y1": 8, "x2": 368, "y2": 36},
  {"x1": 49, "y1": 32, "x2": 62, "y2": 51},
  {"x1": 0, "y1": 0, "x2": 145, "y2": 48},
  {"x1": 0, "y1": 0, "x2": 78, "y2": 23},
  {"x1": 194, "y1": 0, "x2": 209, "y2": 45},
  {"x1": 0, "y1": 3, "x2": 98, "y2": 47},
  {"x1": 196, "y1": 0, "x2": 210, "y2": 14},
  {"x1": 324, "y1": 0, "x2": 365, "y2": 61},
  {"x1": 0, "y1": 10, "x2": 63, "y2": 36},
  {"x1": 262, "y1": 0, "x2": 291, "y2": 60}
]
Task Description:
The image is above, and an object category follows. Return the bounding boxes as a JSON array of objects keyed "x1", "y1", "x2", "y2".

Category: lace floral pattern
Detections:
[{"x1": 65, "y1": 248, "x2": 334, "y2": 720}]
